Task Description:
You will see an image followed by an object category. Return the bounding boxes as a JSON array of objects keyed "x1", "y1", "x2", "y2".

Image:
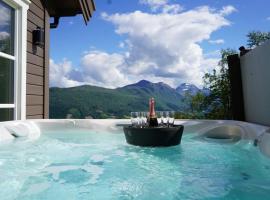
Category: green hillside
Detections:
[{"x1": 49, "y1": 80, "x2": 187, "y2": 119}]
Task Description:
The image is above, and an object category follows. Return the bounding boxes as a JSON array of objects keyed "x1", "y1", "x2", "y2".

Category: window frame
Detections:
[{"x1": 0, "y1": 0, "x2": 30, "y2": 120}]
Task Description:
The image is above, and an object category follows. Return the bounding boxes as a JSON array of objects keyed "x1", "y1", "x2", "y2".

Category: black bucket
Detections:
[{"x1": 123, "y1": 125, "x2": 184, "y2": 147}]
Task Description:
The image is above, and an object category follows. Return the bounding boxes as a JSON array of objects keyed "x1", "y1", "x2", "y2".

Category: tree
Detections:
[
  {"x1": 183, "y1": 91, "x2": 194, "y2": 112},
  {"x1": 203, "y1": 49, "x2": 237, "y2": 119},
  {"x1": 67, "y1": 108, "x2": 82, "y2": 119},
  {"x1": 191, "y1": 92, "x2": 206, "y2": 113},
  {"x1": 247, "y1": 31, "x2": 270, "y2": 48},
  {"x1": 201, "y1": 31, "x2": 270, "y2": 119}
]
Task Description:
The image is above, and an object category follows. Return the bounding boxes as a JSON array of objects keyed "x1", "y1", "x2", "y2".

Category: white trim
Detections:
[
  {"x1": 0, "y1": 104, "x2": 15, "y2": 108},
  {"x1": 0, "y1": 52, "x2": 16, "y2": 60},
  {"x1": 1, "y1": 0, "x2": 30, "y2": 120},
  {"x1": 14, "y1": 6, "x2": 19, "y2": 120},
  {"x1": 22, "y1": 0, "x2": 31, "y2": 4},
  {"x1": 18, "y1": 2, "x2": 29, "y2": 120},
  {"x1": 3, "y1": 0, "x2": 30, "y2": 8}
]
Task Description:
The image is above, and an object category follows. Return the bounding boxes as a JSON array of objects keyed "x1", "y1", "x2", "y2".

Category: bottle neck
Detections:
[{"x1": 149, "y1": 98, "x2": 156, "y2": 118}]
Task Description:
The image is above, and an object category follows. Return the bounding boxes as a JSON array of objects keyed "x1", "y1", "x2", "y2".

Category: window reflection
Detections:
[
  {"x1": 0, "y1": 0, "x2": 14, "y2": 55},
  {"x1": 0, "y1": 57, "x2": 14, "y2": 104},
  {"x1": 0, "y1": 108, "x2": 13, "y2": 121}
]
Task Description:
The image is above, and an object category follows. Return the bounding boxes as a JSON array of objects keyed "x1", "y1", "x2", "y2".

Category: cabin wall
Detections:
[
  {"x1": 26, "y1": 0, "x2": 49, "y2": 119},
  {"x1": 240, "y1": 40, "x2": 270, "y2": 126}
]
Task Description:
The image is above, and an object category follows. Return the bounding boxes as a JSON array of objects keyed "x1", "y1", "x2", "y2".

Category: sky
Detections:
[{"x1": 50, "y1": 0, "x2": 270, "y2": 89}]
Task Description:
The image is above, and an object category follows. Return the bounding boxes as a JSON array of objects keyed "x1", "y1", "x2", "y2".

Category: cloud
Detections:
[
  {"x1": 0, "y1": 5, "x2": 11, "y2": 26},
  {"x1": 50, "y1": 59, "x2": 84, "y2": 88},
  {"x1": 0, "y1": 31, "x2": 9, "y2": 40},
  {"x1": 0, "y1": 31, "x2": 10, "y2": 52},
  {"x1": 80, "y1": 51, "x2": 129, "y2": 88},
  {"x1": 209, "y1": 39, "x2": 225, "y2": 44},
  {"x1": 51, "y1": 4, "x2": 235, "y2": 88},
  {"x1": 162, "y1": 4, "x2": 183, "y2": 14},
  {"x1": 139, "y1": 0, "x2": 183, "y2": 14},
  {"x1": 139, "y1": 0, "x2": 168, "y2": 11},
  {"x1": 102, "y1": 6, "x2": 233, "y2": 86},
  {"x1": 118, "y1": 42, "x2": 125, "y2": 48},
  {"x1": 219, "y1": 5, "x2": 237, "y2": 16}
]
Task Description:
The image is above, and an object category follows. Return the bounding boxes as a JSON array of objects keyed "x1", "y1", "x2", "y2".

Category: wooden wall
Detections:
[{"x1": 26, "y1": 0, "x2": 49, "y2": 119}]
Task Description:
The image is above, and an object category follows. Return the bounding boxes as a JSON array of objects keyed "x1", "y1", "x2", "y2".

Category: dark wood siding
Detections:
[{"x1": 26, "y1": 0, "x2": 49, "y2": 119}]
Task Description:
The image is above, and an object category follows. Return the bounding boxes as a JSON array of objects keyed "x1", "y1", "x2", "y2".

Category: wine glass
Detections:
[
  {"x1": 163, "y1": 111, "x2": 169, "y2": 126},
  {"x1": 130, "y1": 112, "x2": 138, "y2": 126},
  {"x1": 168, "y1": 111, "x2": 175, "y2": 126},
  {"x1": 140, "y1": 112, "x2": 147, "y2": 127},
  {"x1": 157, "y1": 111, "x2": 163, "y2": 126},
  {"x1": 135, "y1": 112, "x2": 140, "y2": 126}
]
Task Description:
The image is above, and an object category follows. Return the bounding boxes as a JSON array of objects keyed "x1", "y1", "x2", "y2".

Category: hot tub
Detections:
[{"x1": 0, "y1": 119, "x2": 269, "y2": 200}]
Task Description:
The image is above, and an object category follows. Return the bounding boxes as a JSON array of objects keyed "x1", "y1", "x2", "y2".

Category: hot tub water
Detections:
[{"x1": 0, "y1": 128, "x2": 269, "y2": 200}]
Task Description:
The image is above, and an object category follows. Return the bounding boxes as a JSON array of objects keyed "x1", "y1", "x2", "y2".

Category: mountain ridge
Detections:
[{"x1": 50, "y1": 80, "x2": 209, "y2": 119}]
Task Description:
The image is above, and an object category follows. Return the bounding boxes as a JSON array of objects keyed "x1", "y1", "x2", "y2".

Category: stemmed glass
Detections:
[
  {"x1": 131, "y1": 111, "x2": 147, "y2": 127},
  {"x1": 161, "y1": 111, "x2": 175, "y2": 127},
  {"x1": 140, "y1": 112, "x2": 147, "y2": 127},
  {"x1": 168, "y1": 111, "x2": 175, "y2": 126},
  {"x1": 157, "y1": 111, "x2": 164, "y2": 126},
  {"x1": 131, "y1": 112, "x2": 138, "y2": 126},
  {"x1": 163, "y1": 111, "x2": 169, "y2": 126},
  {"x1": 131, "y1": 111, "x2": 174, "y2": 127}
]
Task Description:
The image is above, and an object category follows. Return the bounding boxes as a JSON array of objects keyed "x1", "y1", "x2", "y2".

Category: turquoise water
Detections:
[{"x1": 0, "y1": 128, "x2": 270, "y2": 200}]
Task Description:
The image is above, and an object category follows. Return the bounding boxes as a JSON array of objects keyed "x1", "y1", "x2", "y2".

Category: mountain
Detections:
[
  {"x1": 50, "y1": 80, "x2": 187, "y2": 119},
  {"x1": 176, "y1": 83, "x2": 211, "y2": 96},
  {"x1": 118, "y1": 80, "x2": 184, "y2": 110},
  {"x1": 176, "y1": 83, "x2": 200, "y2": 96}
]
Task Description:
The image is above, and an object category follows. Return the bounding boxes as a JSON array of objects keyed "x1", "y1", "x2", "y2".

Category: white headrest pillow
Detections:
[{"x1": 5, "y1": 124, "x2": 30, "y2": 137}]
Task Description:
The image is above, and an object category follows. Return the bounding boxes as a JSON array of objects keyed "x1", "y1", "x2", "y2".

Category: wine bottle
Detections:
[{"x1": 148, "y1": 97, "x2": 158, "y2": 127}]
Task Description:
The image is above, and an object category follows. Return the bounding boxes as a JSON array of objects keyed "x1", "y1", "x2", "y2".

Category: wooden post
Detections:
[
  {"x1": 227, "y1": 54, "x2": 245, "y2": 121},
  {"x1": 43, "y1": 9, "x2": 50, "y2": 118}
]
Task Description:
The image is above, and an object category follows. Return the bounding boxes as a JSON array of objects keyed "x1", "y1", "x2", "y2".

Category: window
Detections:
[
  {"x1": 0, "y1": 0, "x2": 15, "y2": 121},
  {"x1": 0, "y1": 0, "x2": 30, "y2": 121}
]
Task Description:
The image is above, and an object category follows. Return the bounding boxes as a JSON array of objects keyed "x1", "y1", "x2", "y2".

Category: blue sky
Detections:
[{"x1": 50, "y1": 0, "x2": 270, "y2": 88}]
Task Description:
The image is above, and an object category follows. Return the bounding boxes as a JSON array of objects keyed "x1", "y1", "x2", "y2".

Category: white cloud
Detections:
[
  {"x1": 51, "y1": 4, "x2": 235, "y2": 88},
  {"x1": 140, "y1": 0, "x2": 168, "y2": 11},
  {"x1": 139, "y1": 0, "x2": 183, "y2": 14},
  {"x1": 162, "y1": 4, "x2": 183, "y2": 14},
  {"x1": 80, "y1": 51, "x2": 129, "y2": 88},
  {"x1": 0, "y1": 5, "x2": 11, "y2": 25},
  {"x1": 0, "y1": 31, "x2": 10, "y2": 52},
  {"x1": 50, "y1": 59, "x2": 84, "y2": 88},
  {"x1": 219, "y1": 5, "x2": 237, "y2": 16},
  {"x1": 0, "y1": 31, "x2": 9, "y2": 40},
  {"x1": 102, "y1": 6, "x2": 232, "y2": 86},
  {"x1": 118, "y1": 42, "x2": 125, "y2": 48},
  {"x1": 209, "y1": 39, "x2": 225, "y2": 44}
]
